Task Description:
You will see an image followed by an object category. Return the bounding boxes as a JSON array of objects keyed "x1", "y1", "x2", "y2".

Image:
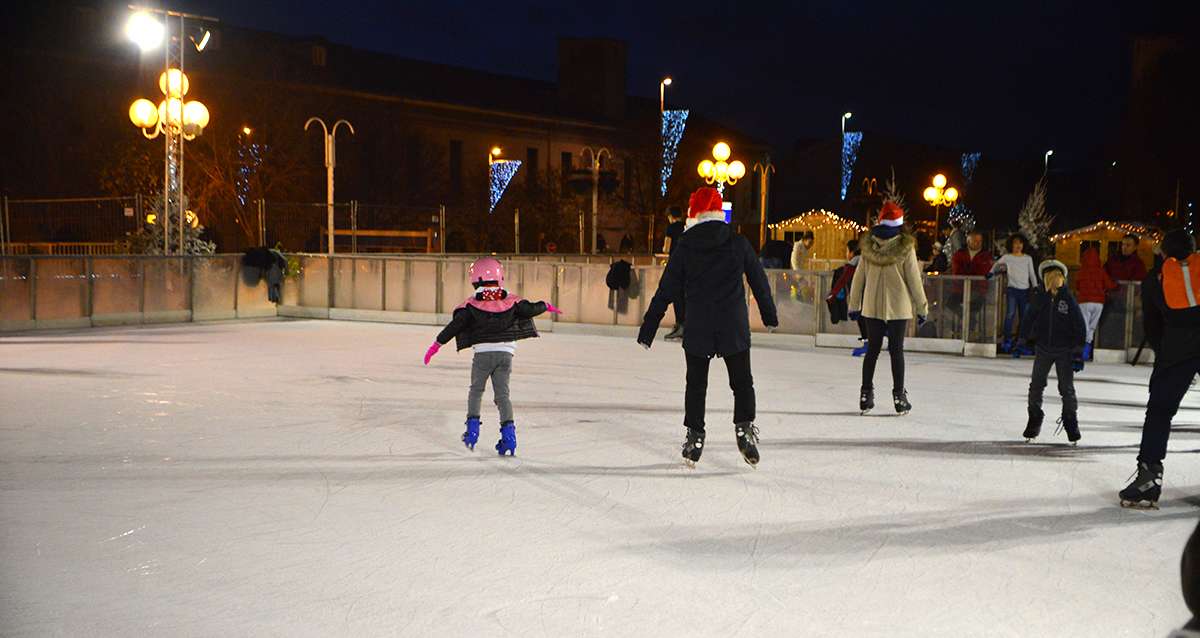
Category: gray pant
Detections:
[
  {"x1": 468, "y1": 351, "x2": 514, "y2": 423},
  {"x1": 1028, "y1": 347, "x2": 1077, "y2": 414}
]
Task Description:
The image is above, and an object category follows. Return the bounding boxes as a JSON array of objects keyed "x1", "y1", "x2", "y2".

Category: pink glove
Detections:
[
  {"x1": 423, "y1": 341, "x2": 441, "y2": 365},
  {"x1": 544, "y1": 303, "x2": 563, "y2": 315}
]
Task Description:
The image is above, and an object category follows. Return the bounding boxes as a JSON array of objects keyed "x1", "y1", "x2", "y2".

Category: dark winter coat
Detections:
[
  {"x1": 1104, "y1": 252, "x2": 1148, "y2": 282},
  {"x1": 436, "y1": 298, "x2": 548, "y2": 351},
  {"x1": 1141, "y1": 262, "x2": 1200, "y2": 369},
  {"x1": 1020, "y1": 285, "x2": 1086, "y2": 352},
  {"x1": 639, "y1": 221, "x2": 778, "y2": 357}
]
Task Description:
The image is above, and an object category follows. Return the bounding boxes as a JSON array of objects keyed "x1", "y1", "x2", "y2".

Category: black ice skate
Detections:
[
  {"x1": 1056, "y1": 413, "x2": 1081, "y2": 445},
  {"x1": 859, "y1": 387, "x2": 874, "y2": 415},
  {"x1": 1023, "y1": 407, "x2": 1044, "y2": 441},
  {"x1": 1119, "y1": 462, "x2": 1163, "y2": 509},
  {"x1": 681, "y1": 427, "x2": 705, "y2": 468},
  {"x1": 735, "y1": 422, "x2": 760, "y2": 467},
  {"x1": 892, "y1": 389, "x2": 911, "y2": 415},
  {"x1": 664, "y1": 324, "x2": 685, "y2": 341}
]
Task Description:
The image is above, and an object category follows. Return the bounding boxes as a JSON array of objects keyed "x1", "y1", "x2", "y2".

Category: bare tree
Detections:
[{"x1": 1018, "y1": 176, "x2": 1053, "y2": 250}]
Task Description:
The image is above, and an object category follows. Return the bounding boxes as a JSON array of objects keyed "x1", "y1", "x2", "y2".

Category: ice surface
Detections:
[{"x1": 1, "y1": 319, "x2": 1197, "y2": 637}]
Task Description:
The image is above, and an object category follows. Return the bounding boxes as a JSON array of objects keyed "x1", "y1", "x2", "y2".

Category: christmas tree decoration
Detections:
[
  {"x1": 1018, "y1": 177, "x2": 1053, "y2": 250},
  {"x1": 660, "y1": 109, "x2": 689, "y2": 197},
  {"x1": 960, "y1": 152, "x2": 982, "y2": 184},
  {"x1": 127, "y1": 193, "x2": 216, "y2": 255},
  {"x1": 488, "y1": 160, "x2": 522, "y2": 214},
  {"x1": 840, "y1": 131, "x2": 863, "y2": 201}
]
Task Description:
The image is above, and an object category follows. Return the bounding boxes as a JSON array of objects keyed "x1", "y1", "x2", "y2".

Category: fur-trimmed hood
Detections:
[{"x1": 861, "y1": 232, "x2": 916, "y2": 266}]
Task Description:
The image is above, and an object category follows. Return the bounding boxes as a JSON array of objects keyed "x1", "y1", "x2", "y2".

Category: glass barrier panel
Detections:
[
  {"x1": 554, "y1": 265, "x2": 582, "y2": 323},
  {"x1": 237, "y1": 259, "x2": 277, "y2": 316},
  {"x1": 143, "y1": 258, "x2": 190, "y2": 316},
  {"x1": 766, "y1": 270, "x2": 817, "y2": 335},
  {"x1": 965, "y1": 278, "x2": 997, "y2": 343},
  {"x1": 332, "y1": 257, "x2": 354, "y2": 308},
  {"x1": 406, "y1": 259, "x2": 438, "y2": 313},
  {"x1": 1095, "y1": 284, "x2": 1131, "y2": 349},
  {"x1": 440, "y1": 260, "x2": 471, "y2": 313},
  {"x1": 636, "y1": 266, "x2": 675, "y2": 329},
  {"x1": 1130, "y1": 282, "x2": 1144, "y2": 348},
  {"x1": 919, "y1": 276, "x2": 961, "y2": 340},
  {"x1": 0, "y1": 258, "x2": 33, "y2": 322},
  {"x1": 192, "y1": 256, "x2": 237, "y2": 317},
  {"x1": 383, "y1": 260, "x2": 406, "y2": 312},
  {"x1": 578, "y1": 265, "x2": 615, "y2": 325},
  {"x1": 819, "y1": 270, "x2": 862, "y2": 336},
  {"x1": 298, "y1": 256, "x2": 330, "y2": 308},
  {"x1": 352, "y1": 258, "x2": 384, "y2": 310},
  {"x1": 615, "y1": 265, "x2": 653, "y2": 327},
  {"x1": 34, "y1": 258, "x2": 86, "y2": 320},
  {"x1": 520, "y1": 263, "x2": 556, "y2": 306},
  {"x1": 90, "y1": 257, "x2": 141, "y2": 317}
]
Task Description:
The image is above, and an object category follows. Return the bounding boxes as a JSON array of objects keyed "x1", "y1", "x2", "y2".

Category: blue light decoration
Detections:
[
  {"x1": 660, "y1": 109, "x2": 689, "y2": 197},
  {"x1": 488, "y1": 160, "x2": 522, "y2": 214},
  {"x1": 236, "y1": 135, "x2": 265, "y2": 207},
  {"x1": 960, "y1": 152, "x2": 982, "y2": 184},
  {"x1": 840, "y1": 131, "x2": 863, "y2": 200}
]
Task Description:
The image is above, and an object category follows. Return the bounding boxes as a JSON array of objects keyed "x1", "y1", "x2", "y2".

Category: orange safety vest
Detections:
[{"x1": 1162, "y1": 253, "x2": 1200, "y2": 310}]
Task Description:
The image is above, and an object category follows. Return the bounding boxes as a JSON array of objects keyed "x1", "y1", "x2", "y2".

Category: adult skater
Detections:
[
  {"x1": 827, "y1": 239, "x2": 868, "y2": 356},
  {"x1": 848, "y1": 201, "x2": 928, "y2": 415},
  {"x1": 1119, "y1": 230, "x2": 1200, "y2": 508},
  {"x1": 423, "y1": 257, "x2": 560, "y2": 456},
  {"x1": 638, "y1": 187, "x2": 778, "y2": 467},
  {"x1": 662, "y1": 206, "x2": 686, "y2": 341},
  {"x1": 988, "y1": 234, "x2": 1040, "y2": 354}
]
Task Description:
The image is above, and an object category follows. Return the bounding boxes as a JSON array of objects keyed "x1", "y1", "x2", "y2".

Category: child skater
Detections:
[
  {"x1": 423, "y1": 258, "x2": 559, "y2": 456},
  {"x1": 1018, "y1": 259, "x2": 1087, "y2": 445},
  {"x1": 638, "y1": 187, "x2": 778, "y2": 468}
]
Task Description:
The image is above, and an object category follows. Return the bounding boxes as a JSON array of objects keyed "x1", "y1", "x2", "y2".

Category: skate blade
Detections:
[
  {"x1": 683, "y1": 458, "x2": 696, "y2": 469},
  {"x1": 860, "y1": 409, "x2": 872, "y2": 415},
  {"x1": 1120, "y1": 499, "x2": 1160, "y2": 510},
  {"x1": 1024, "y1": 438, "x2": 1036, "y2": 443}
]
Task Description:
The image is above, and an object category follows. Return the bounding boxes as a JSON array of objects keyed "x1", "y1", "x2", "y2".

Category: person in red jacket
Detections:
[
  {"x1": 1104, "y1": 233, "x2": 1148, "y2": 282},
  {"x1": 1074, "y1": 247, "x2": 1117, "y2": 360},
  {"x1": 951, "y1": 232, "x2": 994, "y2": 275}
]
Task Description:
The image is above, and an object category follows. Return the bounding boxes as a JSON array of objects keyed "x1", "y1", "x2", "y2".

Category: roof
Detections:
[
  {"x1": 1049, "y1": 221, "x2": 1163, "y2": 242},
  {"x1": 768, "y1": 210, "x2": 867, "y2": 233}
]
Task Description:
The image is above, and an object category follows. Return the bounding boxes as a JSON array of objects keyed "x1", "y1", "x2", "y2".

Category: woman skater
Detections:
[{"x1": 848, "y1": 201, "x2": 928, "y2": 415}]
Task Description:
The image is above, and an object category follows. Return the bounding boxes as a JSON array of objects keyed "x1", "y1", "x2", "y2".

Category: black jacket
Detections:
[
  {"x1": 436, "y1": 298, "x2": 548, "y2": 351},
  {"x1": 1142, "y1": 265, "x2": 1200, "y2": 369},
  {"x1": 639, "y1": 221, "x2": 778, "y2": 357},
  {"x1": 1019, "y1": 286, "x2": 1086, "y2": 352}
]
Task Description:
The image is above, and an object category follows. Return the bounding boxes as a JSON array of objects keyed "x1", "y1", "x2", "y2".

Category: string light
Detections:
[
  {"x1": 660, "y1": 109, "x2": 689, "y2": 197},
  {"x1": 960, "y1": 152, "x2": 981, "y2": 184},
  {"x1": 236, "y1": 130, "x2": 264, "y2": 207},
  {"x1": 1049, "y1": 220, "x2": 1163, "y2": 243},
  {"x1": 768, "y1": 209, "x2": 867, "y2": 233},
  {"x1": 489, "y1": 160, "x2": 522, "y2": 214},
  {"x1": 840, "y1": 131, "x2": 862, "y2": 201}
]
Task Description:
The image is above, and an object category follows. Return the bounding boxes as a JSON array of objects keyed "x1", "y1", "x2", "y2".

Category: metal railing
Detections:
[{"x1": 0, "y1": 253, "x2": 1147, "y2": 359}]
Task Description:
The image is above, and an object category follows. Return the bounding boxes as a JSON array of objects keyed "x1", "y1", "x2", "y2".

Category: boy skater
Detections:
[
  {"x1": 1020, "y1": 259, "x2": 1087, "y2": 444},
  {"x1": 638, "y1": 187, "x2": 778, "y2": 467}
]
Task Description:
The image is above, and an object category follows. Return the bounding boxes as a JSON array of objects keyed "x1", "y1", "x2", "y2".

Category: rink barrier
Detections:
[{"x1": 0, "y1": 254, "x2": 1149, "y2": 363}]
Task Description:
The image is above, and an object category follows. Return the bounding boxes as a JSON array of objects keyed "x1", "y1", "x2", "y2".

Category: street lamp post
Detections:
[
  {"x1": 697, "y1": 142, "x2": 746, "y2": 196},
  {"x1": 581, "y1": 146, "x2": 611, "y2": 254},
  {"x1": 1043, "y1": 149, "x2": 1054, "y2": 174},
  {"x1": 922, "y1": 173, "x2": 959, "y2": 238},
  {"x1": 841, "y1": 112, "x2": 852, "y2": 136},
  {"x1": 659, "y1": 77, "x2": 672, "y2": 113},
  {"x1": 125, "y1": 7, "x2": 215, "y2": 254},
  {"x1": 753, "y1": 158, "x2": 775, "y2": 249},
  {"x1": 304, "y1": 117, "x2": 355, "y2": 255}
]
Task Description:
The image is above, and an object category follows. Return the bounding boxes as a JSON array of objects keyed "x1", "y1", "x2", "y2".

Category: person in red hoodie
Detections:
[
  {"x1": 1074, "y1": 247, "x2": 1117, "y2": 361},
  {"x1": 951, "y1": 232, "x2": 994, "y2": 276}
]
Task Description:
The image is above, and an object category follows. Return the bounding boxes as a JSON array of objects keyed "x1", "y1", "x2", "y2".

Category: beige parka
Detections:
[{"x1": 848, "y1": 231, "x2": 930, "y2": 321}]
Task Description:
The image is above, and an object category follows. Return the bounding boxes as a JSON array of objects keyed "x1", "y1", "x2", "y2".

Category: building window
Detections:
[
  {"x1": 526, "y1": 147, "x2": 539, "y2": 189},
  {"x1": 449, "y1": 139, "x2": 463, "y2": 198},
  {"x1": 312, "y1": 45, "x2": 327, "y2": 68}
]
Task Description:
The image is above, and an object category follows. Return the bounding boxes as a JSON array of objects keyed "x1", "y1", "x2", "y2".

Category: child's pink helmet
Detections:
[{"x1": 469, "y1": 257, "x2": 504, "y2": 287}]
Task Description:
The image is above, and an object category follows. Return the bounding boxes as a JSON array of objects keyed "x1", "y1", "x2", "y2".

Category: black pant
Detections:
[
  {"x1": 1138, "y1": 358, "x2": 1200, "y2": 465},
  {"x1": 856, "y1": 317, "x2": 867, "y2": 340},
  {"x1": 862, "y1": 318, "x2": 907, "y2": 392},
  {"x1": 684, "y1": 349, "x2": 754, "y2": 432},
  {"x1": 673, "y1": 297, "x2": 686, "y2": 324},
  {"x1": 1027, "y1": 347, "x2": 1077, "y2": 414}
]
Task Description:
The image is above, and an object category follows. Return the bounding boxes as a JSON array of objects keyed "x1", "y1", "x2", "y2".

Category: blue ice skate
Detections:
[
  {"x1": 495, "y1": 422, "x2": 517, "y2": 456},
  {"x1": 462, "y1": 417, "x2": 481, "y2": 450},
  {"x1": 1082, "y1": 342, "x2": 1094, "y2": 361},
  {"x1": 851, "y1": 342, "x2": 868, "y2": 357}
]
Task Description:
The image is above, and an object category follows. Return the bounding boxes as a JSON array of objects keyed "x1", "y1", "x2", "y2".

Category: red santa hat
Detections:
[
  {"x1": 686, "y1": 187, "x2": 725, "y2": 228},
  {"x1": 878, "y1": 201, "x2": 905, "y2": 228}
]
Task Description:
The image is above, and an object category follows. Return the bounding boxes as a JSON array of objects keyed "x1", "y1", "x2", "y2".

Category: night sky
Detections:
[{"x1": 107, "y1": 1, "x2": 1200, "y2": 166}]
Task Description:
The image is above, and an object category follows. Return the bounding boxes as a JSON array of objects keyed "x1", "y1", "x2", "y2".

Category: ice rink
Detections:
[{"x1": 2, "y1": 319, "x2": 1197, "y2": 637}]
